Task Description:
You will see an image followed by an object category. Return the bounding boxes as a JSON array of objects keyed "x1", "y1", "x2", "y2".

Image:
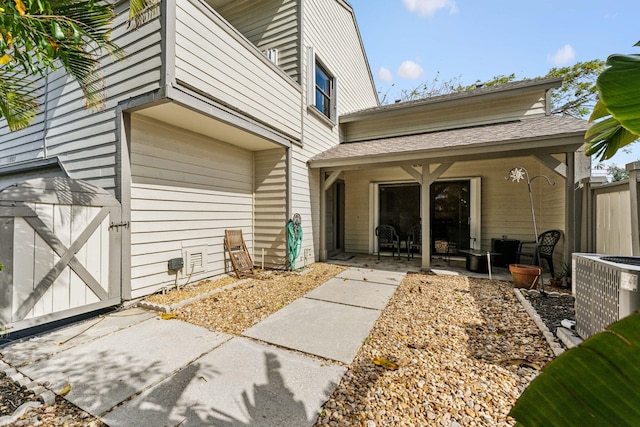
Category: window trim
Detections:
[{"x1": 308, "y1": 47, "x2": 337, "y2": 124}]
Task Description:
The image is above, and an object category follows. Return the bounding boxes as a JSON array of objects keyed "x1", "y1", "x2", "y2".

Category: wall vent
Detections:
[
  {"x1": 263, "y1": 48, "x2": 278, "y2": 66},
  {"x1": 183, "y1": 246, "x2": 208, "y2": 275}
]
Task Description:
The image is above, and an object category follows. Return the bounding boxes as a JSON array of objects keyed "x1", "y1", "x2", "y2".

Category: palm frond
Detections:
[
  {"x1": 0, "y1": 71, "x2": 41, "y2": 131},
  {"x1": 129, "y1": 0, "x2": 160, "y2": 29}
]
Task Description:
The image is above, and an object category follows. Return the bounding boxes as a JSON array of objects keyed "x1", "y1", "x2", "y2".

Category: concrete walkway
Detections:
[{"x1": 0, "y1": 267, "x2": 405, "y2": 426}]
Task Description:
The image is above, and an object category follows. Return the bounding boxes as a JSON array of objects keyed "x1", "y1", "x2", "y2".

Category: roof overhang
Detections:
[{"x1": 309, "y1": 116, "x2": 590, "y2": 171}]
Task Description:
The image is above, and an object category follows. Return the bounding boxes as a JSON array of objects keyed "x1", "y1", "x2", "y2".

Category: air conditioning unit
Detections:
[{"x1": 573, "y1": 253, "x2": 640, "y2": 339}]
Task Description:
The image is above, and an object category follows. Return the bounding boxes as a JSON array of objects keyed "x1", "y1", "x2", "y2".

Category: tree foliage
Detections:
[
  {"x1": 0, "y1": 0, "x2": 162, "y2": 131},
  {"x1": 0, "y1": 0, "x2": 123, "y2": 131},
  {"x1": 546, "y1": 60, "x2": 605, "y2": 118},
  {"x1": 510, "y1": 312, "x2": 640, "y2": 426},
  {"x1": 585, "y1": 43, "x2": 640, "y2": 161}
]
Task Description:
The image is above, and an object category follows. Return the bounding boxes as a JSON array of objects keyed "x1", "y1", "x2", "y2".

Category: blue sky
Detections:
[{"x1": 347, "y1": 0, "x2": 640, "y2": 168}]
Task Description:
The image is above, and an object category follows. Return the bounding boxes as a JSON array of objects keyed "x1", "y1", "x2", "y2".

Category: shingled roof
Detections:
[
  {"x1": 340, "y1": 77, "x2": 563, "y2": 121},
  {"x1": 309, "y1": 115, "x2": 589, "y2": 168}
]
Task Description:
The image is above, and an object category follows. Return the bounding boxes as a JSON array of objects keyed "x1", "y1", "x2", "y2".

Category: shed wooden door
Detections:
[{"x1": 0, "y1": 178, "x2": 121, "y2": 332}]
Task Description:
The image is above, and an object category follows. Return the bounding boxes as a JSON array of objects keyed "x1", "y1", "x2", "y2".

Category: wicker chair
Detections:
[
  {"x1": 375, "y1": 225, "x2": 400, "y2": 260},
  {"x1": 516, "y1": 230, "x2": 562, "y2": 276},
  {"x1": 407, "y1": 223, "x2": 422, "y2": 260}
]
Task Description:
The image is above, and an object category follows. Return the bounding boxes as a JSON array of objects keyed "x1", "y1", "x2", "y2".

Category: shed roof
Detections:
[{"x1": 309, "y1": 115, "x2": 590, "y2": 169}]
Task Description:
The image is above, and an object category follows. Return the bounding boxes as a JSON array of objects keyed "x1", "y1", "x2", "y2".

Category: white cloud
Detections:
[
  {"x1": 549, "y1": 44, "x2": 576, "y2": 66},
  {"x1": 403, "y1": 0, "x2": 458, "y2": 17},
  {"x1": 378, "y1": 66, "x2": 393, "y2": 82},
  {"x1": 397, "y1": 60, "x2": 424, "y2": 80}
]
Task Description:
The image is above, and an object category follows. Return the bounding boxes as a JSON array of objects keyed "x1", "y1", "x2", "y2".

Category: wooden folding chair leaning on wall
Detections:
[{"x1": 224, "y1": 229, "x2": 255, "y2": 278}]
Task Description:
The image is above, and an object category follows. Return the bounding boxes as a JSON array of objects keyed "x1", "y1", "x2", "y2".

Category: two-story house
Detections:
[{"x1": 0, "y1": 0, "x2": 589, "y2": 332}]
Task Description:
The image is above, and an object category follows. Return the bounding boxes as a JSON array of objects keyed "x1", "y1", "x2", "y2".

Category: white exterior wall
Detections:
[
  {"x1": 216, "y1": 0, "x2": 300, "y2": 82},
  {"x1": 343, "y1": 92, "x2": 547, "y2": 142},
  {"x1": 342, "y1": 157, "x2": 567, "y2": 261},
  {"x1": 254, "y1": 148, "x2": 288, "y2": 269},
  {"x1": 130, "y1": 116, "x2": 254, "y2": 297},
  {"x1": 175, "y1": 0, "x2": 302, "y2": 141},
  {"x1": 0, "y1": 3, "x2": 162, "y2": 192},
  {"x1": 292, "y1": 0, "x2": 378, "y2": 263}
]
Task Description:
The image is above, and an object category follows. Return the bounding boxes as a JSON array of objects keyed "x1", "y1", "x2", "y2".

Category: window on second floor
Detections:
[
  {"x1": 315, "y1": 62, "x2": 333, "y2": 119},
  {"x1": 308, "y1": 47, "x2": 337, "y2": 124}
]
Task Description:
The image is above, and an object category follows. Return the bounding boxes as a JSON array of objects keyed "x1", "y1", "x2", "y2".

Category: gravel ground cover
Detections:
[
  {"x1": 313, "y1": 272, "x2": 555, "y2": 426},
  {"x1": 173, "y1": 263, "x2": 346, "y2": 334},
  {"x1": 1, "y1": 263, "x2": 560, "y2": 426},
  {"x1": 521, "y1": 290, "x2": 575, "y2": 335}
]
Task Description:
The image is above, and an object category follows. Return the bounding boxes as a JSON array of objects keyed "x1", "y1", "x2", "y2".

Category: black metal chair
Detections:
[
  {"x1": 516, "y1": 230, "x2": 562, "y2": 276},
  {"x1": 407, "y1": 223, "x2": 421, "y2": 260},
  {"x1": 375, "y1": 225, "x2": 400, "y2": 260}
]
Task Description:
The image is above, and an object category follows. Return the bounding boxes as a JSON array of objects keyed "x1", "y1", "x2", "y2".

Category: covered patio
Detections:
[{"x1": 309, "y1": 78, "x2": 590, "y2": 271}]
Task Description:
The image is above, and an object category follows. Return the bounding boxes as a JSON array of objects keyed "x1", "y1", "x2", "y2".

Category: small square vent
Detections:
[{"x1": 183, "y1": 246, "x2": 208, "y2": 275}]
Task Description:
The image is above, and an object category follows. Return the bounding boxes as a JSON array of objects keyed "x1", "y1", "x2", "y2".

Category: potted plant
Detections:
[
  {"x1": 549, "y1": 270, "x2": 564, "y2": 288},
  {"x1": 509, "y1": 264, "x2": 543, "y2": 288},
  {"x1": 506, "y1": 166, "x2": 554, "y2": 289}
]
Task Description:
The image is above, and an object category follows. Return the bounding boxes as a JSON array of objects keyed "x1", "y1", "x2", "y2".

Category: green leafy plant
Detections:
[
  {"x1": 510, "y1": 311, "x2": 640, "y2": 425},
  {"x1": 586, "y1": 42, "x2": 640, "y2": 161}
]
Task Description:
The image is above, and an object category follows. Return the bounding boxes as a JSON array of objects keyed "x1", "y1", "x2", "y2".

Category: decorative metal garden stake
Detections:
[{"x1": 506, "y1": 167, "x2": 555, "y2": 285}]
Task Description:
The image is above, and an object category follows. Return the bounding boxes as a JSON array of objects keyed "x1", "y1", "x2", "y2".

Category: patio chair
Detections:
[
  {"x1": 516, "y1": 229, "x2": 562, "y2": 276},
  {"x1": 407, "y1": 223, "x2": 422, "y2": 260},
  {"x1": 224, "y1": 229, "x2": 255, "y2": 278},
  {"x1": 375, "y1": 225, "x2": 400, "y2": 260}
]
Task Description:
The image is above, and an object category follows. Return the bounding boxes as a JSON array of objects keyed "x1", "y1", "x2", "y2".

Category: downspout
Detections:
[{"x1": 43, "y1": 69, "x2": 50, "y2": 159}]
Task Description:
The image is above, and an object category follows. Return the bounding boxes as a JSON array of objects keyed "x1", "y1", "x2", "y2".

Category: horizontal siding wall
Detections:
[
  {"x1": 343, "y1": 92, "x2": 546, "y2": 142},
  {"x1": 0, "y1": 3, "x2": 162, "y2": 192},
  {"x1": 175, "y1": 0, "x2": 302, "y2": 141},
  {"x1": 130, "y1": 116, "x2": 254, "y2": 298},
  {"x1": 254, "y1": 148, "x2": 288, "y2": 269},
  {"x1": 216, "y1": 0, "x2": 300, "y2": 82},
  {"x1": 290, "y1": 0, "x2": 378, "y2": 262},
  {"x1": 343, "y1": 157, "x2": 567, "y2": 265}
]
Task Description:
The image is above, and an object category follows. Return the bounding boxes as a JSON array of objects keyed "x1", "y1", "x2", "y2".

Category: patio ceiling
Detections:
[{"x1": 309, "y1": 115, "x2": 590, "y2": 170}]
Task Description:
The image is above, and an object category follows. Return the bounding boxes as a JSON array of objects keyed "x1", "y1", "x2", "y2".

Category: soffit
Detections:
[{"x1": 134, "y1": 103, "x2": 282, "y2": 152}]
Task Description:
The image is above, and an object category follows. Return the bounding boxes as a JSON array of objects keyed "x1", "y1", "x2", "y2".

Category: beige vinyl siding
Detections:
[
  {"x1": 342, "y1": 157, "x2": 567, "y2": 263},
  {"x1": 254, "y1": 148, "x2": 288, "y2": 269},
  {"x1": 215, "y1": 0, "x2": 300, "y2": 82},
  {"x1": 175, "y1": 0, "x2": 302, "y2": 141},
  {"x1": 596, "y1": 189, "x2": 633, "y2": 255},
  {"x1": 288, "y1": 0, "x2": 378, "y2": 261},
  {"x1": 0, "y1": 3, "x2": 162, "y2": 192},
  {"x1": 343, "y1": 92, "x2": 546, "y2": 142},
  {"x1": 130, "y1": 116, "x2": 254, "y2": 298}
]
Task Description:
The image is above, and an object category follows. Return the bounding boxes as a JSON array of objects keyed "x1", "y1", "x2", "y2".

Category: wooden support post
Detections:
[
  {"x1": 565, "y1": 153, "x2": 575, "y2": 261},
  {"x1": 421, "y1": 163, "x2": 431, "y2": 269}
]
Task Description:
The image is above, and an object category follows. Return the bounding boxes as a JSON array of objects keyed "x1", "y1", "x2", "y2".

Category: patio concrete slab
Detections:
[
  {"x1": 1, "y1": 308, "x2": 155, "y2": 367},
  {"x1": 305, "y1": 277, "x2": 397, "y2": 310},
  {"x1": 335, "y1": 267, "x2": 404, "y2": 286},
  {"x1": 16, "y1": 317, "x2": 231, "y2": 416},
  {"x1": 243, "y1": 298, "x2": 381, "y2": 364},
  {"x1": 102, "y1": 337, "x2": 346, "y2": 427}
]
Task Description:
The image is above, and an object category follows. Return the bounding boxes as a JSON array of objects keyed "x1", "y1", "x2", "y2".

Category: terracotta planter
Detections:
[{"x1": 509, "y1": 264, "x2": 543, "y2": 288}]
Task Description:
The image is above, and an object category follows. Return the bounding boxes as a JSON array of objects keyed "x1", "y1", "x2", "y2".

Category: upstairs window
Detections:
[
  {"x1": 315, "y1": 62, "x2": 333, "y2": 118},
  {"x1": 308, "y1": 47, "x2": 337, "y2": 123}
]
